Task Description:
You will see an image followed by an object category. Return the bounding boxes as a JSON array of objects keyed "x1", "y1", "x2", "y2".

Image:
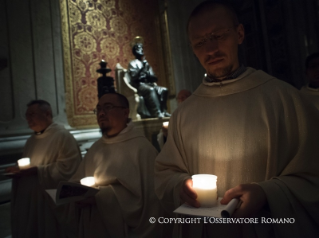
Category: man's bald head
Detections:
[{"x1": 187, "y1": 1, "x2": 239, "y2": 34}]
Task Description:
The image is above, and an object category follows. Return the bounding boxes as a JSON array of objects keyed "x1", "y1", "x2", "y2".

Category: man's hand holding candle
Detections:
[
  {"x1": 5, "y1": 166, "x2": 37, "y2": 177},
  {"x1": 5, "y1": 166, "x2": 20, "y2": 174},
  {"x1": 220, "y1": 184, "x2": 267, "y2": 218},
  {"x1": 180, "y1": 179, "x2": 200, "y2": 208}
]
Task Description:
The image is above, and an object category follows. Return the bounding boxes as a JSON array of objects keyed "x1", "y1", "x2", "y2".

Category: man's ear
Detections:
[
  {"x1": 237, "y1": 24, "x2": 245, "y2": 45},
  {"x1": 124, "y1": 108, "x2": 130, "y2": 118},
  {"x1": 45, "y1": 111, "x2": 53, "y2": 120}
]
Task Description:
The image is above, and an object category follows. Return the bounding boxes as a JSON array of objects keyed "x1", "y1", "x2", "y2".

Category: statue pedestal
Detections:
[{"x1": 133, "y1": 117, "x2": 170, "y2": 151}]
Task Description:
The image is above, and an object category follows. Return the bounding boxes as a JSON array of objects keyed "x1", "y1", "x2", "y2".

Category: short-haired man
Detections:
[
  {"x1": 155, "y1": 2, "x2": 319, "y2": 237},
  {"x1": 300, "y1": 52, "x2": 319, "y2": 109},
  {"x1": 66, "y1": 93, "x2": 164, "y2": 237},
  {"x1": 6, "y1": 100, "x2": 81, "y2": 238}
]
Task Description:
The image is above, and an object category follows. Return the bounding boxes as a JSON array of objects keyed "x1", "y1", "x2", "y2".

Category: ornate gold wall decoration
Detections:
[
  {"x1": 100, "y1": 38, "x2": 120, "y2": 58},
  {"x1": 74, "y1": 32, "x2": 97, "y2": 53},
  {"x1": 60, "y1": 0, "x2": 168, "y2": 128}
]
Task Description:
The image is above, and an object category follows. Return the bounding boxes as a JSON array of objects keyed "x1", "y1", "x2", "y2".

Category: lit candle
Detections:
[
  {"x1": 192, "y1": 174, "x2": 218, "y2": 207},
  {"x1": 163, "y1": 121, "x2": 169, "y2": 129},
  {"x1": 17, "y1": 158, "x2": 31, "y2": 170},
  {"x1": 80, "y1": 177, "x2": 95, "y2": 187}
]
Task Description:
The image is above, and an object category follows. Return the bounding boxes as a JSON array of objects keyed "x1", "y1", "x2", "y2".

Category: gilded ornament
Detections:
[
  {"x1": 73, "y1": 58, "x2": 86, "y2": 78},
  {"x1": 100, "y1": 38, "x2": 119, "y2": 58},
  {"x1": 110, "y1": 17, "x2": 128, "y2": 35},
  {"x1": 78, "y1": 86, "x2": 98, "y2": 111},
  {"x1": 86, "y1": 11, "x2": 106, "y2": 30},
  {"x1": 100, "y1": 0, "x2": 115, "y2": 9},
  {"x1": 69, "y1": 3, "x2": 82, "y2": 24},
  {"x1": 74, "y1": 32, "x2": 96, "y2": 53}
]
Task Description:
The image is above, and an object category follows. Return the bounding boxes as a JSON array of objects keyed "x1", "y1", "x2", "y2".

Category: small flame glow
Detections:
[{"x1": 80, "y1": 177, "x2": 95, "y2": 187}]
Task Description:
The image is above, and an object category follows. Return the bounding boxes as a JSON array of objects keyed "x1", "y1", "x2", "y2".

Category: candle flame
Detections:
[
  {"x1": 80, "y1": 177, "x2": 95, "y2": 187},
  {"x1": 18, "y1": 158, "x2": 30, "y2": 167}
]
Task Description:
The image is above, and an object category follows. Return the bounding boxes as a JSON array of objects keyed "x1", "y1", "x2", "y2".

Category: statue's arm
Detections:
[{"x1": 128, "y1": 61, "x2": 149, "y2": 82}]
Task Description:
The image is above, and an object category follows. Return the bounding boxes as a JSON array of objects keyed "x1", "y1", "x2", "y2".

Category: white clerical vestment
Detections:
[
  {"x1": 11, "y1": 123, "x2": 81, "y2": 238},
  {"x1": 155, "y1": 68, "x2": 319, "y2": 238},
  {"x1": 300, "y1": 85, "x2": 319, "y2": 110},
  {"x1": 69, "y1": 122, "x2": 163, "y2": 238}
]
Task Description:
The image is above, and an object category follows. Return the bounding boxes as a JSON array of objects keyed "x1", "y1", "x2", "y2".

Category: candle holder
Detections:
[
  {"x1": 17, "y1": 158, "x2": 31, "y2": 170},
  {"x1": 80, "y1": 177, "x2": 96, "y2": 187},
  {"x1": 192, "y1": 174, "x2": 218, "y2": 207},
  {"x1": 96, "y1": 60, "x2": 116, "y2": 99}
]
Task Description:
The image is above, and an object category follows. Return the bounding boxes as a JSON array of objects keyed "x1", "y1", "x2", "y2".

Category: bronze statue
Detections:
[{"x1": 128, "y1": 43, "x2": 170, "y2": 118}]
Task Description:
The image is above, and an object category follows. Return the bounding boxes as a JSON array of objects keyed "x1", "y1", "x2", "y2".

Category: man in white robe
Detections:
[
  {"x1": 155, "y1": 2, "x2": 319, "y2": 238},
  {"x1": 300, "y1": 52, "x2": 319, "y2": 109},
  {"x1": 6, "y1": 100, "x2": 81, "y2": 238},
  {"x1": 67, "y1": 93, "x2": 165, "y2": 238}
]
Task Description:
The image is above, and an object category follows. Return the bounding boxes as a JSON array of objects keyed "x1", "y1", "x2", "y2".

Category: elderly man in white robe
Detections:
[
  {"x1": 300, "y1": 52, "x2": 319, "y2": 109},
  {"x1": 155, "y1": 2, "x2": 319, "y2": 238},
  {"x1": 6, "y1": 100, "x2": 81, "y2": 238},
  {"x1": 67, "y1": 93, "x2": 164, "y2": 238}
]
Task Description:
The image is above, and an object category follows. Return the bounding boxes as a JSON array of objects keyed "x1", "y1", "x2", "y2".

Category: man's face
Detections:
[
  {"x1": 188, "y1": 7, "x2": 244, "y2": 79},
  {"x1": 96, "y1": 94, "x2": 129, "y2": 136},
  {"x1": 134, "y1": 44, "x2": 144, "y2": 57},
  {"x1": 306, "y1": 57, "x2": 319, "y2": 84},
  {"x1": 25, "y1": 104, "x2": 50, "y2": 132}
]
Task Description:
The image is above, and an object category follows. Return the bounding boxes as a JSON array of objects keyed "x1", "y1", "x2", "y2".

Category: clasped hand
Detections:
[{"x1": 180, "y1": 179, "x2": 267, "y2": 218}]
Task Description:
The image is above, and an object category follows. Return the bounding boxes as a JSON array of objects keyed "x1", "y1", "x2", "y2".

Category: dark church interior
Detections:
[{"x1": 0, "y1": 0, "x2": 319, "y2": 237}]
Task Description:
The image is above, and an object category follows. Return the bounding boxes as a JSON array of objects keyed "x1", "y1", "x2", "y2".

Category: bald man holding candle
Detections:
[
  {"x1": 6, "y1": 100, "x2": 81, "y2": 238},
  {"x1": 155, "y1": 1, "x2": 319, "y2": 238}
]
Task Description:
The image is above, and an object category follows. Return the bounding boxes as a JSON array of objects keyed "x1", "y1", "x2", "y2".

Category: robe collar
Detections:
[
  {"x1": 195, "y1": 67, "x2": 275, "y2": 97},
  {"x1": 33, "y1": 123, "x2": 64, "y2": 139},
  {"x1": 101, "y1": 120, "x2": 144, "y2": 144},
  {"x1": 204, "y1": 65, "x2": 247, "y2": 83}
]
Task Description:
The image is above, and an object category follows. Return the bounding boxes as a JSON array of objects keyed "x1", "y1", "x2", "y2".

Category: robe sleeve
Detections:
[
  {"x1": 95, "y1": 143, "x2": 163, "y2": 237},
  {"x1": 37, "y1": 130, "x2": 81, "y2": 188},
  {"x1": 155, "y1": 111, "x2": 191, "y2": 214},
  {"x1": 95, "y1": 185, "x2": 127, "y2": 238},
  {"x1": 257, "y1": 91, "x2": 319, "y2": 237}
]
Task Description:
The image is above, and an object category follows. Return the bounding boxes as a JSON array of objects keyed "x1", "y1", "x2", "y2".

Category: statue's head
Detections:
[{"x1": 132, "y1": 43, "x2": 144, "y2": 58}]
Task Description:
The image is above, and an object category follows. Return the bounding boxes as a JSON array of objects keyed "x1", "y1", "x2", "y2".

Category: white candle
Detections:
[
  {"x1": 80, "y1": 177, "x2": 95, "y2": 187},
  {"x1": 17, "y1": 158, "x2": 31, "y2": 170},
  {"x1": 192, "y1": 174, "x2": 218, "y2": 207},
  {"x1": 163, "y1": 121, "x2": 169, "y2": 129}
]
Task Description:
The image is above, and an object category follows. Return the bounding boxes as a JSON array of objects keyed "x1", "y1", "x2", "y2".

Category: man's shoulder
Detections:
[
  {"x1": 51, "y1": 124, "x2": 71, "y2": 135},
  {"x1": 122, "y1": 134, "x2": 158, "y2": 155},
  {"x1": 47, "y1": 124, "x2": 77, "y2": 143}
]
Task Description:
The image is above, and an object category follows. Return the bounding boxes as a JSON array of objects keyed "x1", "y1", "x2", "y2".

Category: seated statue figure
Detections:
[{"x1": 128, "y1": 43, "x2": 170, "y2": 118}]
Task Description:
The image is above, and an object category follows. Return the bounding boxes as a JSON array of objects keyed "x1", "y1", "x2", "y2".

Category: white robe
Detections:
[
  {"x1": 300, "y1": 85, "x2": 319, "y2": 110},
  {"x1": 11, "y1": 123, "x2": 81, "y2": 238},
  {"x1": 155, "y1": 68, "x2": 319, "y2": 238},
  {"x1": 68, "y1": 123, "x2": 165, "y2": 238},
  {"x1": 157, "y1": 129, "x2": 165, "y2": 150}
]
